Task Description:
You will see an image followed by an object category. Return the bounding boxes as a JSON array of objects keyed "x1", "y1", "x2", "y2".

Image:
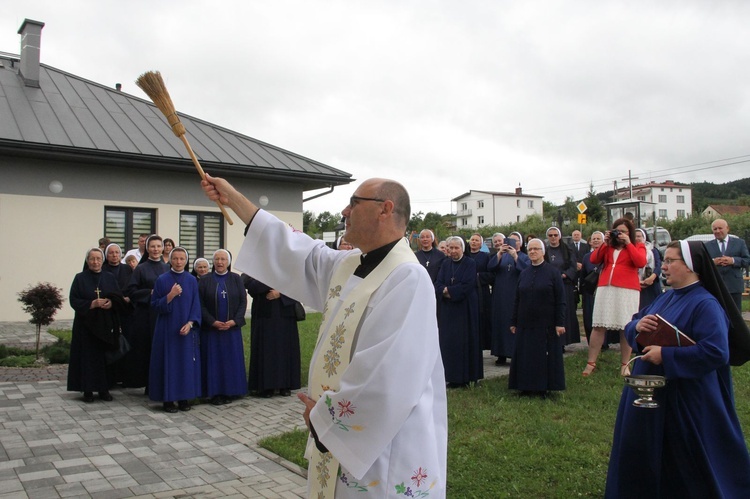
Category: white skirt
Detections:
[{"x1": 592, "y1": 286, "x2": 640, "y2": 330}]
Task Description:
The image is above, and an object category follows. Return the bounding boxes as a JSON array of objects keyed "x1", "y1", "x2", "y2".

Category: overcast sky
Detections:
[{"x1": 4, "y1": 1, "x2": 750, "y2": 217}]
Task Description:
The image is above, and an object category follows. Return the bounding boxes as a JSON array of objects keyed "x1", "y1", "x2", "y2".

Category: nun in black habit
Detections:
[
  {"x1": 414, "y1": 229, "x2": 446, "y2": 283},
  {"x1": 243, "y1": 274, "x2": 302, "y2": 397},
  {"x1": 435, "y1": 236, "x2": 483, "y2": 387},
  {"x1": 102, "y1": 243, "x2": 134, "y2": 383},
  {"x1": 544, "y1": 226, "x2": 580, "y2": 346},
  {"x1": 123, "y1": 235, "x2": 169, "y2": 388},
  {"x1": 68, "y1": 248, "x2": 123, "y2": 402},
  {"x1": 509, "y1": 238, "x2": 566, "y2": 394},
  {"x1": 466, "y1": 233, "x2": 494, "y2": 350}
]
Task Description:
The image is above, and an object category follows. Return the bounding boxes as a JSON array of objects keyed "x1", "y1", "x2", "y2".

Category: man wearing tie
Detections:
[
  {"x1": 705, "y1": 218, "x2": 750, "y2": 311},
  {"x1": 569, "y1": 230, "x2": 590, "y2": 271}
]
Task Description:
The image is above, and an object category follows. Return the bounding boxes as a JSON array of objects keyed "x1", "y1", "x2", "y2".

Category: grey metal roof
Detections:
[{"x1": 0, "y1": 53, "x2": 352, "y2": 190}]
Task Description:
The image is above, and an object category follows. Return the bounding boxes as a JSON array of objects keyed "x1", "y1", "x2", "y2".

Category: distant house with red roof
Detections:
[{"x1": 702, "y1": 204, "x2": 750, "y2": 218}]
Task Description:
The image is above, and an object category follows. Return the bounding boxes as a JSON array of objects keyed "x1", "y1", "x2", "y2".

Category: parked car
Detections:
[{"x1": 641, "y1": 226, "x2": 671, "y2": 257}]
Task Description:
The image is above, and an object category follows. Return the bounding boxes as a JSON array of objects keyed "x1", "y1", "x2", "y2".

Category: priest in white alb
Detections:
[{"x1": 202, "y1": 174, "x2": 447, "y2": 498}]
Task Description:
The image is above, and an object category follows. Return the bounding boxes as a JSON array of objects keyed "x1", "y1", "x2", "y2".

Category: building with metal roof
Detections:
[{"x1": 0, "y1": 19, "x2": 352, "y2": 321}]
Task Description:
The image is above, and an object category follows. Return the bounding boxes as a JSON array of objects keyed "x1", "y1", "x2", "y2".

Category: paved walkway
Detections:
[{"x1": 0, "y1": 321, "x2": 514, "y2": 498}]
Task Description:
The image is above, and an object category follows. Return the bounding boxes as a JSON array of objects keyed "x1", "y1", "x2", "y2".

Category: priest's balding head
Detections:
[{"x1": 341, "y1": 178, "x2": 410, "y2": 254}]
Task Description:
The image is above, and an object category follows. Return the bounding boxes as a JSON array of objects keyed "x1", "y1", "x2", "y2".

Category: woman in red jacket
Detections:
[{"x1": 582, "y1": 218, "x2": 647, "y2": 376}]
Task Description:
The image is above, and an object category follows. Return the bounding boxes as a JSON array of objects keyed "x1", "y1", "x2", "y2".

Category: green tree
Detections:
[
  {"x1": 302, "y1": 210, "x2": 315, "y2": 234},
  {"x1": 423, "y1": 212, "x2": 452, "y2": 241},
  {"x1": 315, "y1": 211, "x2": 341, "y2": 233},
  {"x1": 18, "y1": 282, "x2": 65, "y2": 360},
  {"x1": 543, "y1": 200, "x2": 557, "y2": 219},
  {"x1": 407, "y1": 211, "x2": 425, "y2": 235},
  {"x1": 583, "y1": 182, "x2": 606, "y2": 223}
]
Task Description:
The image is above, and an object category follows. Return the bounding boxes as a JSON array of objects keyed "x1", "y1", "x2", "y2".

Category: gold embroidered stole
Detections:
[{"x1": 308, "y1": 239, "x2": 417, "y2": 498}]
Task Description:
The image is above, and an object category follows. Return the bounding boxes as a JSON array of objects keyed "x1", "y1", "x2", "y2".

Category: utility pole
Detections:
[{"x1": 622, "y1": 170, "x2": 639, "y2": 199}]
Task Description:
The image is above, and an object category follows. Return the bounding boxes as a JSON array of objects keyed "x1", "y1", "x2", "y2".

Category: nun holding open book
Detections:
[{"x1": 605, "y1": 240, "x2": 750, "y2": 498}]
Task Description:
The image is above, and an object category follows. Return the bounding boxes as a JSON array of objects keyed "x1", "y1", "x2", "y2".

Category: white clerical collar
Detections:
[
  {"x1": 215, "y1": 270, "x2": 229, "y2": 275},
  {"x1": 171, "y1": 269, "x2": 185, "y2": 274}
]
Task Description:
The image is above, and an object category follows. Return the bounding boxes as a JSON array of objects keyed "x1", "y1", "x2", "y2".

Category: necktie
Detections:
[{"x1": 720, "y1": 240, "x2": 726, "y2": 255}]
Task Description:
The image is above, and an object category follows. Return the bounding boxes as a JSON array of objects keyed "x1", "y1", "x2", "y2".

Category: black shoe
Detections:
[
  {"x1": 163, "y1": 402, "x2": 178, "y2": 413},
  {"x1": 495, "y1": 357, "x2": 507, "y2": 366},
  {"x1": 178, "y1": 400, "x2": 191, "y2": 411},
  {"x1": 222, "y1": 396, "x2": 233, "y2": 404},
  {"x1": 279, "y1": 389, "x2": 292, "y2": 397},
  {"x1": 211, "y1": 396, "x2": 226, "y2": 406},
  {"x1": 99, "y1": 392, "x2": 113, "y2": 402},
  {"x1": 83, "y1": 392, "x2": 95, "y2": 403},
  {"x1": 261, "y1": 389, "x2": 274, "y2": 398}
]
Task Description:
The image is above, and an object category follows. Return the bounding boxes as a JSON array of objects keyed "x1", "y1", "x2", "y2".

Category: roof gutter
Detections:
[{"x1": 303, "y1": 184, "x2": 335, "y2": 202}]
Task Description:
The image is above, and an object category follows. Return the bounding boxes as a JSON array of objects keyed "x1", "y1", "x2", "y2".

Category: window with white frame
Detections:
[
  {"x1": 477, "y1": 200, "x2": 484, "y2": 208},
  {"x1": 658, "y1": 195, "x2": 667, "y2": 203},
  {"x1": 676, "y1": 195, "x2": 685, "y2": 203},
  {"x1": 477, "y1": 216, "x2": 484, "y2": 225},
  {"x1": 527, "y1": 200, "x2": 534, "y2": 209},
  {"x1": 658, "y1": 209, "x2": 668, "y2": 218}
]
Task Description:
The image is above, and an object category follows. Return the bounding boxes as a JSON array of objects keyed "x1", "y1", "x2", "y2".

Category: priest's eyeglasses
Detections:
[
  {"x1": 349, "y1": 195, "x2": 386, "y2": 207},
  {"x1": 662, "y1": 258, "x2": 683, "y2": 265}
]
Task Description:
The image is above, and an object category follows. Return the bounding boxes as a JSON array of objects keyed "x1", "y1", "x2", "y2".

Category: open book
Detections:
[{"x1": 635, "y1": 314, "x2": 697, "y2": 348}]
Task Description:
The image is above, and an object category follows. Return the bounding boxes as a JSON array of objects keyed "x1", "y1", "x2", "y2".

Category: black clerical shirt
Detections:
[{"x1": 354, "y1": 239, "x2": 400, "y2": 278}]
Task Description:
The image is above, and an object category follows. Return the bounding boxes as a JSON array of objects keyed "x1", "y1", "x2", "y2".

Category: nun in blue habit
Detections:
[
  {"x1": 198, "y1": 249, "x2": 248, "y2": 405},
  {"x1": 605, "y1": 240, "x2": 750, "y2": 498},
  {"x1": 148, "y1": 247, "x2": 202, "y2": 413}
]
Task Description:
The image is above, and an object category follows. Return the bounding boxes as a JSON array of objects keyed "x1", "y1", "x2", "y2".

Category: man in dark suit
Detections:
[
  {"x1": 705, "y1": 218, "x2": 750, "y2": 311},
  {"x1": 569, "y1": 230, "x2": 590, "y2": 271},
  {"x1": 568, "y1": 230, "x2": 590, "y2": 307}
]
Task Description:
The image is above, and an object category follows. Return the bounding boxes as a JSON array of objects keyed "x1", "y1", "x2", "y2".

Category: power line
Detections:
[{"x1": 531, "y1": 156, "x2": 750, "y2": 198}]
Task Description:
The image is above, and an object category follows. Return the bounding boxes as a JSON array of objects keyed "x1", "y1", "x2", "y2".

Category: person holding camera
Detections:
[
  {"x1": 488, "y1": 233, "x2": 530, "y2": 365},
  {"x1": 582, "y1": 218, "x2": 647, "y2": 377}
]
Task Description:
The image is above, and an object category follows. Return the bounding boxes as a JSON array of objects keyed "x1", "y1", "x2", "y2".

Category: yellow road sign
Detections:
[{"x1": 577, "y1": 214, "x2": 587, "y2": 224}]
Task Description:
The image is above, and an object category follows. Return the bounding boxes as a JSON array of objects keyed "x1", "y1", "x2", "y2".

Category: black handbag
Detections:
[
  {"x1": 294, "y1": 302, "x2": 306, "y2": 322},
  {"x1": 105, "y1": 334, "x2": 130, "y2": 365},
  {"x1": 582, "y1": 268, "x2": 600, "y2": 294}
]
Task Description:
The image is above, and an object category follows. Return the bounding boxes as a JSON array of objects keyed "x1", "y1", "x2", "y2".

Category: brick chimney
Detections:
[
  {"x1": 17, "y1": 19, "x2": 45, "y2": 88},
  {"x1": 515, "y1": 186, "x2": 522, "y2": 195}
]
